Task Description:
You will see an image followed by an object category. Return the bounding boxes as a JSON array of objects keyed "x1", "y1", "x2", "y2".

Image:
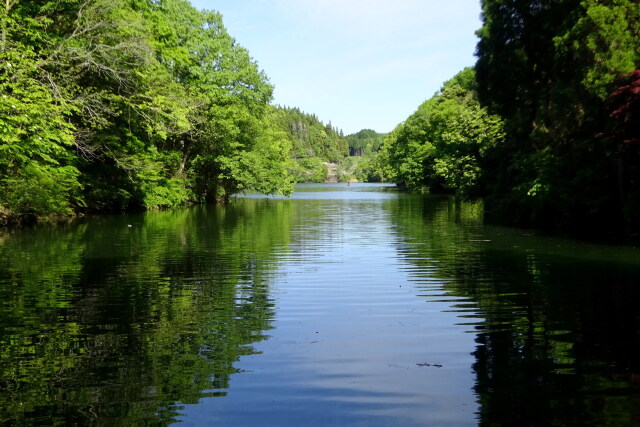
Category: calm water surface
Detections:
[{"x1": 1, "y1": 183, "x2": 640, "y2": 425}]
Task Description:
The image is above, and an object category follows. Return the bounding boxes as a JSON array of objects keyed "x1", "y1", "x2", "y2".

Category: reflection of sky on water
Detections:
[
  {"x1": 4, "y1": 184, "x2": 640, "y2": 425},
  {"x1": 181, "y1": 185, "x2": 480, "y2": 425},
  {"x1": 238, "y1": 182, "x2": 401, "y2": 200}
]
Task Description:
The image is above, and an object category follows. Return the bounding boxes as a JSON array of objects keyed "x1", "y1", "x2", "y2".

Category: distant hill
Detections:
[
  {"x1": 271, "y1": 107, "x2": 385, "y2": 183},
  {"x1": 345, "y1": 129, "x2": 385, "y2": 157}
]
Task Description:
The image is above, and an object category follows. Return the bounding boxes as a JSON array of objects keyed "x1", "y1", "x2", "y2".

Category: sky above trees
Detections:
[{"x1": 188, "y1": 0, "x2": 482, "y2": 134}]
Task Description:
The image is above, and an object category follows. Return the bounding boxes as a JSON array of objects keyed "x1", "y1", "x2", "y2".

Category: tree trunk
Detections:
[{"x1": 618, "y1": 142, "x2": 625, "y2": 211}]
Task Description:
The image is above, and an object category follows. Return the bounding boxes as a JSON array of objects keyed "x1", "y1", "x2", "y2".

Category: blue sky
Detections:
[{"x1": 189, "y1": 0, "x2": 482, "y2": 135}]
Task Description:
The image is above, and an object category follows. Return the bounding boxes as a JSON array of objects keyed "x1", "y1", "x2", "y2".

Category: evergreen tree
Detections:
[{"x1": 475, "y1": 0, "x2": 640, "y2": 236}]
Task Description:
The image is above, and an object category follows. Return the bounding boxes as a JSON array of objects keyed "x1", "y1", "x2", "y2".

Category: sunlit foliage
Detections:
[
  {"x1": 0, "y1": 0, "x2": 293, "y2": 223},
  {"x1": 380, "y1": 68, "x2": 504, "y2": 196}
]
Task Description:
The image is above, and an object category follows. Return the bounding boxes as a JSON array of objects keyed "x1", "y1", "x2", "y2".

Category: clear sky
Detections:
[{"x1": 189, "y1": 0, "x2": 482, "y2": 135}]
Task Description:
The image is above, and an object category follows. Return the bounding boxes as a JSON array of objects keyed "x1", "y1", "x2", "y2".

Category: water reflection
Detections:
[
  {"x1": 0, "y1": 206, "x2": 285, "y2": 424},
  {"x1": 1, "y1": 185, "x2": 640, "y2": 425},
  {"x1": 184, "y1": 189, "x2": 479, "y2": 425},
  {"x1": 384, "y1": 195, "x2": 640, "y2": 425}
]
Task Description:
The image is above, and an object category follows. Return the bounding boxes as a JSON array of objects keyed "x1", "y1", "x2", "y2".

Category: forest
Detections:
[
  {"x1": 1, "y1": 0, "x2": 639, "y2": 240},
  {"x1": 1, "y1": 0, "x2": 295, "y2": 224},
  {"x1": 0, "y1": 0, "x2": 380, "y2": 224},
  {"x1": 382, "y1": 0, "x2": 639, "y2": 239}
]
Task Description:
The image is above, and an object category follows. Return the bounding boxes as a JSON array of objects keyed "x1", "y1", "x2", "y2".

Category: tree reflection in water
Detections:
[
  {"x1": 0, "y1": 204, "x2": 288, "y2": 424},
  {"x1": 385, "y1": 195, "x2": 640, "y2": 425}
]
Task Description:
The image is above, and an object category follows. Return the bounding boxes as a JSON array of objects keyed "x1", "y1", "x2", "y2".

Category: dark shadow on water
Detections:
[{"x1": 384, "y1": 195, "x2": 640, "y2": 426}]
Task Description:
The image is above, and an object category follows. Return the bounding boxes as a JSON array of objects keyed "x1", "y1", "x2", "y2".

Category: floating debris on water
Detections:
[{"x1": 417, "y1": 363, "x2": 443, "y2": 368}]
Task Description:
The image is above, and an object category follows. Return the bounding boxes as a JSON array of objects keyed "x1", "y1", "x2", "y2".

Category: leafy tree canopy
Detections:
[
  {"x1": 379, "y1": 67, "x2": 505, "y2": 196},
  {"x1": 0, "y1": 0, "x2": 293, "y2": 224},
  {"x1": 474, "y1": 0, "x2": 640, "y2": 236}
]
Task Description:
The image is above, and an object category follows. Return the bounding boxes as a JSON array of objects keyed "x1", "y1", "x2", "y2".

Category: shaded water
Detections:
[{"x1": 1, "y1": 183, "x2": 640, "y2": 425}]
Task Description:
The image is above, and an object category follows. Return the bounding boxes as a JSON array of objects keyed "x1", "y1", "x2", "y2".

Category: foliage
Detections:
[
  {"x1": 267, "y1": 106, "x2": 345, "y2": 182},
  {"x1": 474, "y1": 0, "x2": 640, "y2": 237},
  {"x1": 277, "y1": 107, "x2": 348, "y2": 163},
  {"x1": 267, "y1": 106, "x2": 352, "y2": 182},
  {"x1": 237, "y1": 106, "x2": 295, "y2": 196},
  {"x1": 287, "y1": 156, "x2": 328, "y2": 183},
  {"x1": 345, "y1": 129, "x2": 384, "y2": 157},
  {"x1": 379, "y1": 68, "x2": 505, "y2": 196},
  {"x1": 0, "y1": 0, "x2": 293, "y2": 223},
  {"x1": 334, "y1": 155, "x2": 381, "y2": 183},
  {"x1": 339, "y1": 129, "x2": 386, "y2": 182},
  {"x1": 0, "y1": 1, "x2": 82, "y2": 222}
]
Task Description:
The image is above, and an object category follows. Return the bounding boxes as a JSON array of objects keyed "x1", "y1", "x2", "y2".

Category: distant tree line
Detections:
[
  {"x1": 346, "y1": 129, "x2": 384, "y2": 157},
  {"x1": 268, "y1": 108, "x2": 387, "y2": 183},
  {"x1": 271, "y1": 106, "x2": 346, "y2": 183},
  {"x1": 380, "y1": 0, "x2": 639, "y2": 240}
]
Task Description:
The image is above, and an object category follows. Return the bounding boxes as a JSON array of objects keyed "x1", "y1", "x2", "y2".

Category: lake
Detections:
[{"x1": 1, "y1": 183, "x2": 640, "y2": 425}]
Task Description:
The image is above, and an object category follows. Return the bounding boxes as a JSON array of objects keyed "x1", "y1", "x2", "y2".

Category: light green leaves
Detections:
[
  {"x1": 555, "y1": 0, "x2": 640, "y2": 99},
  {"x1": 1, "y1": 0, "x2": 294, "y2": 221},
  {"x1": 380, "y1": 68, "x2": 504, "y2": 195}
]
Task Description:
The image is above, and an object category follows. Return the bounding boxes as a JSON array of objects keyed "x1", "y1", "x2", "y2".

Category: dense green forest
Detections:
[
  {"x1": 268, "y1": 108, "x2": 385, "y2": 183},
  {"x1": 271, "y1": 107, "x2": 346, "y2": 183},
  {"x1": 0, "y1": 0, "x2": 379, "y2": 224},
  {"x1": 346, "y1": 129, "x2": 384, "y2": 157},
  {"x1": 341, "y1": 129, "x2": 385, "y2": 182},
  {"x1": 0, "y1": 0, "x2": 294, "y2": 224},
  {"x1": 3, "y1": 0, "x2": 638, "y2": 239},
  {"x1": 381, "y1": 0, "x2": 639, "y2": 239}
]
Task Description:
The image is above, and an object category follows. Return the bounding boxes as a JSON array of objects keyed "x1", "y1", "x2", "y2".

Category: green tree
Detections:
[
  {"x1": 0, "y1": 0, "x2": 84, "y2": 223},
  {"x1": 475, "y1": 0, "x2": 640, "y2": 236},
  {"x1": 1, "y1": 0, "x2": 294, "y2": 223},
  {"x1": 346, "y1": 129, "x2": 384, "y2": 157},
  {"x1": 380, "y1": 68, "x2": 504, "y2": 195},
  {"x1": 270, "y1": 106, "x2": 349, "y2": 182}
]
